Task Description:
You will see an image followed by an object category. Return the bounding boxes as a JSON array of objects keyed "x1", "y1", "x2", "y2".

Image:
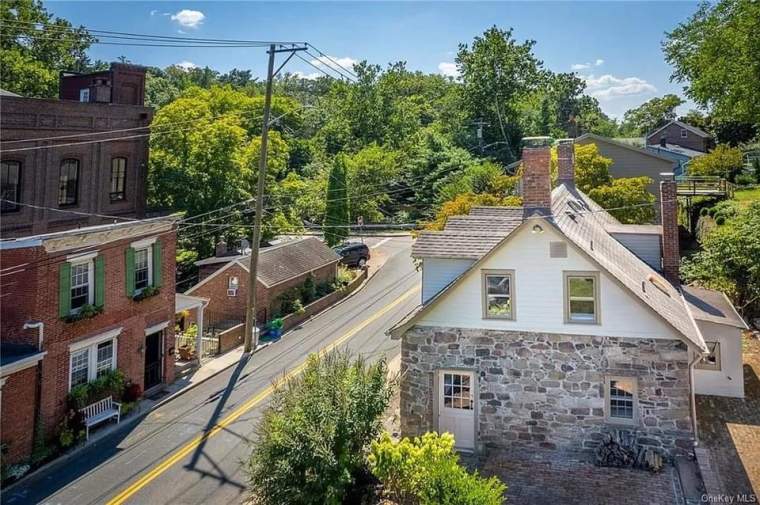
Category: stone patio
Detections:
[{"x1": 480, "y1": 448, "x2": 684, "y2": 505}]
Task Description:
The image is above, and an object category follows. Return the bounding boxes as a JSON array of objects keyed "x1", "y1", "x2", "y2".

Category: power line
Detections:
[
  {"x1": 302, "y1": 48, "x2": 357, "y2": 82},
  {"x1": 306, "y1": 44, "x2": 359, "y2": 79}
]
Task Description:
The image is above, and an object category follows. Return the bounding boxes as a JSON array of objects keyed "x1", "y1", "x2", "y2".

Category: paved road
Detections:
[{"x1": 3, "y1": 235, "x2": 418, "y2": 505}]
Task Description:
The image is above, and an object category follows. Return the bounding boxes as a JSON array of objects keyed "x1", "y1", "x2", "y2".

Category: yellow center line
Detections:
[{"x1": 106, "y1": 286, "x2": 419, "y2": 505}]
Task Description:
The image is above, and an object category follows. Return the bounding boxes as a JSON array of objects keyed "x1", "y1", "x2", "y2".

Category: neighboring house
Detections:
[
  {"x1": 646, "y1": 143, "x2": 705, "y2": 175},
  {"x1": 186, "y1": 237, "x2": 339, "y2": 326},
  {"x1": 390, "y1": 141, "x2": 745, "y2": 458},
  {"x1": 646, "y1": 120, "x2": 714, "y2": 153},
  {"x1": 0, "y1": 217, "x2": 177, "y2": 465},
  {"x1": 0, "y1": 63, "x2": 152, "y2": 238},
  {"x1": 576, "y1": 133, "x2": 678, "y2": 214}
]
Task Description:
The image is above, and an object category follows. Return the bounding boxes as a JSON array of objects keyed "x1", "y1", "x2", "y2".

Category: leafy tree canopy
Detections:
[
  {"x1": 620, "y1": 94, "x2": 685, "y2": 136},
  {"x1": 687, "y1": 144, "x2": 744, "y2": 181}
]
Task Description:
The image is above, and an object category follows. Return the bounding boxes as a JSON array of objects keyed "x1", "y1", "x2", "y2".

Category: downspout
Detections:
[
  {"x1": 23, "y1": 321, "x2": 44, "y2": 351},
  {"x1": 688, "y1": 349, "x2": 702, "y2": 445}
]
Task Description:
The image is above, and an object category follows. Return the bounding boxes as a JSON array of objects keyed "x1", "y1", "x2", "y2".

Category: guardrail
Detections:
[{"x1": 675, "y1": 176, "x2": 735, "y2": 198}]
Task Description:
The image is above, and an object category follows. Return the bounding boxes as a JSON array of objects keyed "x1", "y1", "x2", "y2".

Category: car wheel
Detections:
[{"x1": 358, "y1": 257, "x2": 367, "y2": 268}]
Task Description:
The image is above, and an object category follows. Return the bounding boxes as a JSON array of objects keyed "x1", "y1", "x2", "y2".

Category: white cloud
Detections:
[
  {"x1": 175, "y1": 60, "x2": 197, "y2": 70},
  {"x1": 438, "y1": 62, "x2": 459, "y2": 78},
  {"x1": 294, "y1": 71, "x2": 322, "y2": 80},
  {"x1": 309, "y1": 55, "x2": 357, "y2": 74},
  {"x1": 571, "y1": 59, "x2": 604, "y2": 71},
  {"x1": 582, "y1": 74, "x2": 657, "y2": 100},
  {"x1": 150, "y1": 9, "x2": 158, "y2": 16},
  {"x1": 170, "y1": 9, "x2": 205, "y2": 29}
]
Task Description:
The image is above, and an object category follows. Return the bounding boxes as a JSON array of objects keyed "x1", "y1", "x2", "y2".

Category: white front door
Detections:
[{"x1": 438, "y1": 370, "x2": 476, "y2": 451}]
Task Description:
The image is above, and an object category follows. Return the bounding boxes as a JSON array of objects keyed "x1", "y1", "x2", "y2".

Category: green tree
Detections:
[
  {"x1": 456, "y1": 26, "x2": 545, "y2": 162},
  {"x1": 323, "y1": 155, "x2": 350, "y2": 246},
  {"x1": 663, "y1": 0, "x2": 760, "y2": 124},
  {"x1": 247, "y1": 351, "x2": 393, "y2": 505},
  {"x1": 621, "y1": 94, "x2": 685, "y2": 136},
  {"x1": 682, "y1": 202, "x2": 760, "y2": 319},
  {"x1": 687, "y1": 144, "x2": 744, "y2": 181},
  {"x1": 588, "y1": 177, "x2": 656, "y2": 224},
  {"x1": 0, "y1": 0, "x2": 94, "y2": 97},
  {"x1": 550, "y1": 143, "x2": 612, "y2": 193}
]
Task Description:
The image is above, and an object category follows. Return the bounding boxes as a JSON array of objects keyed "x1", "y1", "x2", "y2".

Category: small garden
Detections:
[
  {"x1": 246, "y1": 350, "x2": 506, "y2": 505},
  {"x1": 1, "y1": 369, "x2": 142, "y2": 485}
]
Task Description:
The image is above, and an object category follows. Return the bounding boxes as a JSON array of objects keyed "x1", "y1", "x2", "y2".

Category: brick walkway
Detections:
[
  {"x1": 480, "y1": 448, "x2": 683, "y2": 505},
  {"x1": 695, "y1": 332, "x2": 760, "y2": 501}
]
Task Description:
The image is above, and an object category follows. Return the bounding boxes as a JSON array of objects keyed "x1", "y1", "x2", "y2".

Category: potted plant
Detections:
[{"x1": 268, "y1": 318, "x2": 284, "y2": 340}]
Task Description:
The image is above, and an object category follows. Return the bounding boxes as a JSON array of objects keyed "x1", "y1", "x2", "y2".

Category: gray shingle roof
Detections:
[
  {"x1": 240, "y1": 237, "x2": 339, "y2": 287},
  {"x1": 412, "y1": 230, "x2": 510, "y2": 260},
  {"x1": 551, "y1": 184, "x2": 704, "y2": 350},
  {"x1": 682, "y1": 285, "x2": 748, "y2": 329}
]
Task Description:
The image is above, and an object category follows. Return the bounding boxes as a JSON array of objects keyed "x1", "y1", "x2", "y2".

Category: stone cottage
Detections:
[{"x1": 390, "y1": 140, "x2": 745, "y2": 458}]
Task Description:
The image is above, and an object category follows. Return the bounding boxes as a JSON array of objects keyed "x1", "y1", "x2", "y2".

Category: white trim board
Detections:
[
  {"x1": 70, "y1": 327, "x2": 123, "y2": 352},
  {"x1": 145, "y1": 320, "x2": 170, "y2": 335}
]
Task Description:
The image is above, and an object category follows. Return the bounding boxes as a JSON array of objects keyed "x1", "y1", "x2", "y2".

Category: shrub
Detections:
[
  {"x1": 715, "y1": 215, "x2": 726, "y2": 225},
  {"x1": 699, "y1": 207, "x2": 710, "y2": 216},
  {"x1": 300, "y1": 275, "x2": 317, "y2": 304},
  {"x1": 735, "y1": 173, "x2": 755, "y2": 186},
  {"x1": 293, "y1": 298, "x2": 305, "y2": 315},
  {"x1": 368, "y1": 432, "x2": 506, "y2": 505},
  {"x1": 123, "y1": 382, "x2": 142, "y2": 403},
  {"x1": 277, "y1": 288, "x2": 301, "y2": 315},
  {"x1": 336, "y1": 266, "x2": 353, "y2": 286},
  {"x1": 247, "y1": 351, "x2": 394, "y2": 505},
  {"x1": 66, "y1": 369, "x2": 126, "y2": 409},
  {"x1": 316, "y1": 281, "x2": 333, "y2": 298}
]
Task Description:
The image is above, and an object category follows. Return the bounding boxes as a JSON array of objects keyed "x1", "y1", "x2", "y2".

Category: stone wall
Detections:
[{"x1": 400, "y1": 326, "x2": 694, "y2": 458}]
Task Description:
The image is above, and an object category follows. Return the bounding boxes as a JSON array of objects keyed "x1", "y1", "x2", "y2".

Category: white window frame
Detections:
[
  {"x1": 680, "y1": 128, "x2": 688, "y2": 139},
  {"x1": 696, "y1": 341, "x2": 721, "y2": 371},
  {"x1": 564, "y1": 271, "x2": 600, "y2": 324},
  {"x1": 68, "y1": 329, "x2": 120, "y2": 391},
  {"x1": 79, "y1": 88, "x2": 90, "y2": 102},
  {"x1": 605, "y1": 376, "x2": 638, "y2": 426},
  {"x1": 69, "y1": 258, "x2": 95, "y2": 314},
  {"x1": 481, "y1": 269, "x2": 515, "y2": 320},
  {"x1": 133, "y1": 246, "x2": 153, "y2": 294}
]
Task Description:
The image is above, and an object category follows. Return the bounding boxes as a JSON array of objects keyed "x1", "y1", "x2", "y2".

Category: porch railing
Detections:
[
  {"x1": 675, "y1": 176, "x2": 735, "y2": 198},
  {"x1": 175, "y1": 333, "x2": 220, "y2": 360}
]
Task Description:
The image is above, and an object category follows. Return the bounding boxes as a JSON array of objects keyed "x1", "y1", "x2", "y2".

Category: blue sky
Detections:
[{"x1": 46, "y1": 1, "x2": 701, "y2": 119}]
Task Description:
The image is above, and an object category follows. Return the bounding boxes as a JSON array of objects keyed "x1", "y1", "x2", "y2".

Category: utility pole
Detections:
[
  {"x1": 471, "y1": 118, "x2": 489, "y2": 154},
  {"x1": 244, "y1": 44, "x2": 307, "y2": 353}
]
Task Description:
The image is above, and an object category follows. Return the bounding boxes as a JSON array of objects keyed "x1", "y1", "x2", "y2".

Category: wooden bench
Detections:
[{"x1": 80, "y1": 396, "x2": 121, "y2": 440}]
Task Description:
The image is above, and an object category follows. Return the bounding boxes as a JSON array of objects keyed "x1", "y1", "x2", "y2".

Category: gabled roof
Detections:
[
  {"x1": 187, "y1": 237, "x2": 339, "y2": 292},
  {"x1": 576, "y1": 133, "x2": 678, "y2": 166},
  {"x1": 646, "y1": 144, "x2": 705, "y2": 159},
  {"x1": 393, "y1": 184, "x2": 707, "y2": 352},
  {"x1": 682, "y1": 285, "x2": 748, "y2": 329},
  {"x1": 647, "y1": 120, "x2": 711, "y2": 140}
]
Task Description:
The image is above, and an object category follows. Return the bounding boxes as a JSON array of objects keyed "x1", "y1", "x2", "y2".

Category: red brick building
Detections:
[
  {"x1": 0, "y1": 217, "x2": 177, "y2": 465},
  {"x1": 646, "y1": 120, "x2": 714, "y2": 153},
  {"x1": 187, "y1": 237, "x2": 339, "y2": 327},
  {"x1": 0, "y1": 63, "x2": 152, "y2": 238}
]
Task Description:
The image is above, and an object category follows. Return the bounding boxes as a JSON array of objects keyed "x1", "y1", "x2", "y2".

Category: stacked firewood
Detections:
[{"x1": 595, "y1": 431, "x2": 663, "y2": 473}]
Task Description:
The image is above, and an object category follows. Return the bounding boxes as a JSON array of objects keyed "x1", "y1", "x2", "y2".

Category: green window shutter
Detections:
[
  {"x1": 59, "y1": 262, "x2": 71, "y2": 318},
  {"x1": 152, "y1": 241, "x2": 162, "y2": 288},
  {"x1": 125, "y1": 247, "x2": 135, "y2": 297},
  {"x1": 95, "y1": 255, "x2": 105, "y2": 309}
]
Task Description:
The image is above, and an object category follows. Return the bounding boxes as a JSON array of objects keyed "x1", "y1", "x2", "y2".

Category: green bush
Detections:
[
  {"x1": 277, "y1": 288, "x2": 302, "y2": 315},
  {"x1": 316, "y1": 281, "x2": 334, "y2": 298},
  {"x1": 715, "y1": 215, "x2": 726, "y2": 225},
  {"x1": 66, "y1": 369, "x2": 126, "y2": 409},
  {"x1": 368, "y1": 432, "x2": 506, "y2": 505},
  {"x1": 247, "y1": 351, "x2": 394, "y2": 505},
  {"x1": 735, "y1": 173, "x2": 755, "y2": 186},
  {"x1": 699, "y1": 207, "x2": 709, "y2": 217},
  {"x1": 336, "y1": 266, "x2": 354, "y2": 287},
  {"x1": 300, "y1": 275, "x2": 317, "y2": 304}
]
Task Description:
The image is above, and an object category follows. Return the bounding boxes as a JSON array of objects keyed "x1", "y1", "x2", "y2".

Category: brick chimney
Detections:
[
  {"x1": 660, "y1": 175, "x2": 680, "y2": 284},
  {"x1": 522, "y1": 145, "x2": 552, "y2": 215},
  {"x1": 557, "y1": 141, "x2": 575, "y2": 185}
]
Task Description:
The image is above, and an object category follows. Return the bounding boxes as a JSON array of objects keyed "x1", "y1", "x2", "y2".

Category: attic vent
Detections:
[{"x1": 549, "y1": 241, "x2": 567, "y2": 258}]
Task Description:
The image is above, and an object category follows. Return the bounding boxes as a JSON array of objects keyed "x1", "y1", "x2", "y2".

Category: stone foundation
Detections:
[{"x1": 400, "y1": 326, "x2": 695, "y2": 458}]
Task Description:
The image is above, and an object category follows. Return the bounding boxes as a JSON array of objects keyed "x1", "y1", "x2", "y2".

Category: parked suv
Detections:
[{"x1": 334, "y1": 242, "x2": 370, "y2": 268}]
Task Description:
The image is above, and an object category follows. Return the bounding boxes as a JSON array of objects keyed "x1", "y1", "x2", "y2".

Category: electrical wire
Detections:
[{"x1": 306, "y1": 43, "x2": 358, "y2": 79}]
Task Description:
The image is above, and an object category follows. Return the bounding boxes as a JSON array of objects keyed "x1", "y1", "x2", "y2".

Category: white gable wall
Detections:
[
  {"x1": 417, "y1": 222, "x2": 683, "y2": 340},
  {"x1": 693, "y1": 320, "x2": 745, "y2": 398}
]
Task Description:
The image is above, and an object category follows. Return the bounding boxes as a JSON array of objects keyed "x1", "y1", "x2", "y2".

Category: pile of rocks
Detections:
[{"x1": 596, "y1": 431, "x2": 664, "y2": 473}]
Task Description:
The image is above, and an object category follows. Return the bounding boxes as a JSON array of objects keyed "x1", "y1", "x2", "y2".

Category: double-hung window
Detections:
[
  {"x1": 110, "y1": 157, "x2": 126, "y2": 201},
  {"x1": 565, "y1": 272, "x2": 599, "y2": 324},
  {"x1": 58, "y1": 159, "x2": 79, "y2": 206},
  {"x1": 605, "y1": 377, "x2": 638, "y2": 425},
  {"x1": 70, "y1": 259, "x2": 94, "y2": 312},
  {"x1": 680, "y1": 128, "x2": 688, "y2": 139},
  {"x1": 482, "y1": 270, "x2": 514, "y2": 319},
  {"x1": 134, "y1": 247, "x2": 151, "y2": 292},
  {"x1": 68, "y1": 330, "x2": 119, "y2": 390},
  {"x1": 1, "y1": 160, "x2": 21, "y2": 212}
]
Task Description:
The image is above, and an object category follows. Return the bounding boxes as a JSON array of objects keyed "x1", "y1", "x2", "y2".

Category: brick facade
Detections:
[
  {"x1": 187, "y1": 261, "x2": 337, "y2": 327},
  {"x1": 0, "y1": 68, "x2": 151, "y2": 238},
  {"x1": 400, "y1": 326, "x2": 695, "y2": 459},
  {"x1": 0, "y1": 366, "x2": 39, "y2": 465},
  {"x1": 59, "y1": 63, "x2": 147, "y2": 106},
  {"x1": 0, "y1": 222, "x2": 176, "y2": 460}
]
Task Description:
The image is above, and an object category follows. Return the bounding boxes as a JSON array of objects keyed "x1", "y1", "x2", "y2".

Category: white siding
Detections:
[
  {"x1": 422, "y1": 258, "x2": 474, "y2": 303},
  {"x1": 417, "y1": 223, "x2": 683, "y2": 340},
  {"x1": 693, "y1": 320, "x2": 745, "y2": 398},
  {"x1": 610, "y1": 233, "x2": 662, "y2": 271}
]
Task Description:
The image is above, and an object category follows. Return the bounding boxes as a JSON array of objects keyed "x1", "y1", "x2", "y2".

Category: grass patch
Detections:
[{"x1": 734, "y1": 187, "x2": 760, "y2": 207}]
